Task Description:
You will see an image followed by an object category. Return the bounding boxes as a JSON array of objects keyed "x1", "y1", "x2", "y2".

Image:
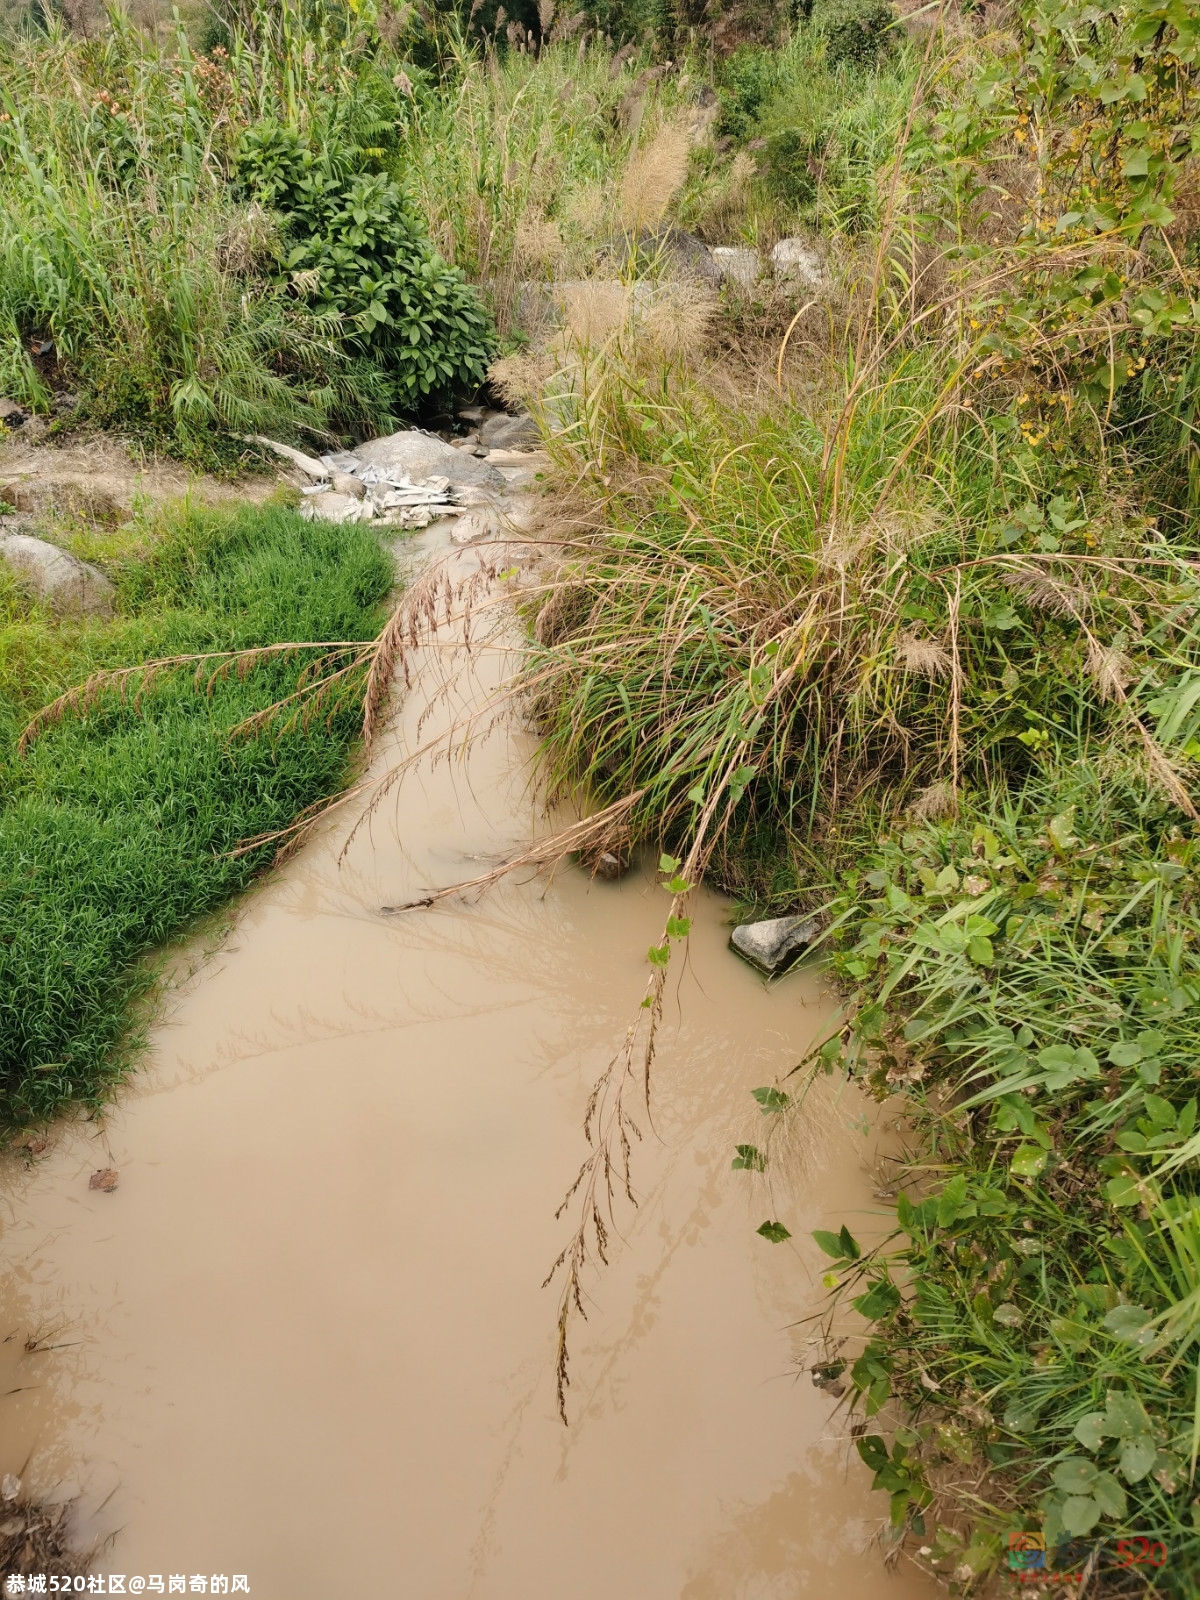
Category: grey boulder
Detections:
[
  {"x1": 729, "y1": 914, "x2": 818, "y2": 976},
  {"x1": 479, "y1": 412, "x2": 540, "y2": 451},
  {"x1": 711, "y1": 246, "x2": 762, "y2": 291},
  {"x1": 353, "y1": 429, "x2": 504, "y2": 491},
  {"x1": 0, "y1": 533, "x2": 115, "y2": 617}
]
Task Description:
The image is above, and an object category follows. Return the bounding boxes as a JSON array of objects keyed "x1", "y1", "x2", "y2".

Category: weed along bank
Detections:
[{"x1": 0, "y1": 0, "x2": 1198, "y2": 1594}]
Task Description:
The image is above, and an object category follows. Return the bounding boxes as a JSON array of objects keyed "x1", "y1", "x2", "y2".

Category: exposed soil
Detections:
[{"x1": 0, "y1": 435, "x2": 281, "y2": 528}]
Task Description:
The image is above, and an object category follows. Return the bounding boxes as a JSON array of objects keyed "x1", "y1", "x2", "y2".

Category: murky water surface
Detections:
[{"x1": 0, "y1": 533, "x2": 932, "y2": 1597}]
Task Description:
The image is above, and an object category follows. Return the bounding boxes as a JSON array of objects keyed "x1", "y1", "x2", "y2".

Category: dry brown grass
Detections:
[
  {"x1": 0, "y1": 1481, "x2": 88, "y2": 1587},
  {"x1": 619, "y1": 120, "x2": 692, "y2": 233}
]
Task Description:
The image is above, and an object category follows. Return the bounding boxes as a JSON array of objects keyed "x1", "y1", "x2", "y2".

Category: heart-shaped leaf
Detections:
[
  {"x1": 967, "y1": 935, "x2": 994, "y2": 965},
  {"x1": 1053, "y1": 1457, "x2": 1099, "y2": 1495},
  {"x1": 1104, "y1": 1391, "x2": 1151, "y2": 1439},
  {"x1": 854, "y1": 1277, "x2": 901, "y2": 1321},
  {"x1": 757, "y1": 1219, "x2": 791, "y2": 1243},
  {"x1": 1119, "y1": 1436, "x2": 1158, "y2": 1483},
  {"x1": 1103, "y1": 1304, "x2": 1155, "y2": 1346},
  {"x1": 1107, "y1": 1041, "x2": 1143, "y2": 1067},
  {"x1": 855, "y1": 1434, "x2": 890, "y2": 1473},
  {"x1": 1061, "y1": 1495, "x2": 1101, "y2": 1535},
  {"x1": 1004, "y1": 1401, "x2": 1039, "y2": 1432},
  {"x1": 1074, "y1": 1412, "x2": 1106, "y2": 1451},
  {"x1": 731, "y1": 1144, "x2": 766, "y2": 1172},
  {"x1": 1011, "y1": 1144, "x2": 1048, "y2": 1177},
  {"x1": 752, "y1": 1087, "x2": 790, "y2": 1114},
  {"x1": 1105, "y1": 1174, "x2": 1143, "y2": 1207},
  {"x1": 1091, "y1": 1471, "x2": 1127, "y2": 1517}
]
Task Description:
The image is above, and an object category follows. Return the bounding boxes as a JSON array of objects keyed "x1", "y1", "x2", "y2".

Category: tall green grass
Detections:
[{"x1": 0, "y1": 501, "x2": 392, "y2": 1132}]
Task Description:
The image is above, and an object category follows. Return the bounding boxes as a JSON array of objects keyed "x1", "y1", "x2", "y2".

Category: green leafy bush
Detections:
[
  {"x1": 808, "y1": 765, "x2": 1200, "y2": 1575},
  {"x1": 813, "y1": 0, "x2": 896, "y2": 69},
  {"x1": 237, "y1": 121, "x2": 496, "y2": 412},
  {"x1": 716, "y1": 44, "x2": 782, "y2": 141}
]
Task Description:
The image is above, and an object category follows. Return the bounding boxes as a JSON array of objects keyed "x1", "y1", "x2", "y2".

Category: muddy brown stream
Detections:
[{"x1": 0, "y1": 526, "x2": 934, "y2": 1597}]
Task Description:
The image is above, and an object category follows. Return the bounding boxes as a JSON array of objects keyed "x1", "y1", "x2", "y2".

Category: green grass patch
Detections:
[{"x1": 0, "y1": 501, "x2": 393, "y2": 1133}]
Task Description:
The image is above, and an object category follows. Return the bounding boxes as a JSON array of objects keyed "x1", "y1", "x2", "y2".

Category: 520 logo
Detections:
[{"x1": 1007, "y1": 1531, "x2": 1169, "y2": 1583}]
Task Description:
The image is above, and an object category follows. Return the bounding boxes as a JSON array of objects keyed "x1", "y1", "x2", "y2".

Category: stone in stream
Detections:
[
  {"x1": 450, "y1": 508, "x2": 499, "y2": 544},
  {"x1": 729, "y1": 914, "x2": 819, "y2": 976},
  {"x1": 354, "y1": 429, "x2": 505, "y2": 491},
  {"x1": 0, "y1": 532, "x2": 115, "y2": 617}
]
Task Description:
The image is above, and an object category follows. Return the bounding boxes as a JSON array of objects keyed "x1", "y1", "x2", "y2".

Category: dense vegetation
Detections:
[
  {"x1": 0, "y1": 0, "x2": 496, "y2": 461},
  {"x1": 0, "y1": 502, "x2": 392, "y2": 1130},
  {"x1": 7, "y1": 0, "x2": 1200, "y2": 1589},
  {"x1": 490, "y1": 2, "x2": 1200, "y2": 1596}
]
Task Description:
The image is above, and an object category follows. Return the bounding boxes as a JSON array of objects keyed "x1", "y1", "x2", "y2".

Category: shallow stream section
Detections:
[{"x1": 0, "y1": 529, "x2": 934, "y2": 1598}]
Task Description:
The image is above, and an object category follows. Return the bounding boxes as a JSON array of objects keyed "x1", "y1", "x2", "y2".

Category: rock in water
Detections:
[
  {"x1": 0, "y1": 533, "x2": 114, "y2": 617},
  {"x1": 478, "y1": 413, "x2": 540, "y2": 451},
  {"x1": 353, "y1": 429, "x2": 504, "y2": 491},
  {"x1": 729, "y1": 915, "x2": 818, "y2": 976}
]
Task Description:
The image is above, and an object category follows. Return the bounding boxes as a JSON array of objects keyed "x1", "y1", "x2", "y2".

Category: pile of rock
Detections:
[{"x1": 250, "y1": 418, "x2": 544, "y2": 529}]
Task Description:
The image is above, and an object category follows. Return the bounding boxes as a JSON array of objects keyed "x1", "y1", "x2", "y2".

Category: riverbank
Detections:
[{"x1": 0, "y1": 494, "x2": 394, "y2": 1133}]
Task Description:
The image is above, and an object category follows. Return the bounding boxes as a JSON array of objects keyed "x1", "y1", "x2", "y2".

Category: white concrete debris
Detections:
[
  {"x1": 769, "y1": 238, "x2": 827, "y2": 290},
  {"x1": 250, "y1": 425, "x2": 544, "y2": 528},
  {"x1": 711, "y1": 246, "x2": 762, "y2": 292}
]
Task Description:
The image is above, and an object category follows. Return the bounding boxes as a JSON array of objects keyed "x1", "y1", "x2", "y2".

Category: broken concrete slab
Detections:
[
  {"x1": 712, "y1": 246, "x2": 762, "y2": 292},
  {"x1": 729, "y1": 914, "x2": 819, "y2": 976},
  {"x1": 770, "y1": 238, "x2": 827, "y2": 290},
  {"x1": 300, "y1": 491, "x2": 371, "y2": 525}
]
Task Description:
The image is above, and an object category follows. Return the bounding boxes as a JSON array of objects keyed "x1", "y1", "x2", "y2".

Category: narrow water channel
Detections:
[{"x1": 0, "y1": 527, "x2": 933, "y2": 1597}]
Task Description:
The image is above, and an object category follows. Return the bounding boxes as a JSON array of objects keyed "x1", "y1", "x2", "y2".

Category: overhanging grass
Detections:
[{"x1": 0, "y1": 501, "x2": 393, "y2": 1132}]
